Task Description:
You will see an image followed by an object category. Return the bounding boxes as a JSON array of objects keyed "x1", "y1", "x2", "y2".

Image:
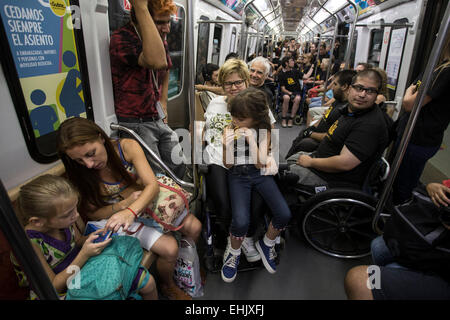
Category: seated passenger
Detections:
[
  {"x1": 278, "y1": 56, "x2": 314, "y2": 127},
  {"x1": 285, "y1": 70, "x2": 357, "y2": 158},
  {"x1": 203, "y1": 58, "x2": 277, "y2": 259},
  {"x1": 221, "y1": 88, "x2": 291, "y2": 282},
  {"x1": 344, "y1": 181, "x2": 450, "y2": 300},
  {"x1": 287, "y1": 70, "x2": 390, "y2": 189},
  {"x1": 57, "y1": 117, "x2": 201, "y2": 300},
  {"x1": 109, "y1": 0, "x2": 186, "y2": 179},
  {"x1": 195, "y1": 63, "x2": 223, "y2": 110},
  {"x1": 14, "y1": 174, "x2": 157, "y2": 300},
  {"x1": 248, "y1": 56, "x2": 275, "y2": 111}
]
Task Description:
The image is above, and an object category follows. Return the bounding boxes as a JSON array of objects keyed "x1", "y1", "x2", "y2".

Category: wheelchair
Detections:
[
  {"x1": 197, "y1": 163, "x2": 287, "y2": 273},
  {"x1": 275, "y1": 82, "x2": 306, "y2": 126},
  {"x1": 278, "y1": 156, "x2": 391, "y2": 259}
]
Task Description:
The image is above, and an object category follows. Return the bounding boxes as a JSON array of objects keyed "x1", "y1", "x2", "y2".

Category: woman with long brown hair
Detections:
[{"x1": 57, "y1": 117, "x2": 201, "y2": 300}]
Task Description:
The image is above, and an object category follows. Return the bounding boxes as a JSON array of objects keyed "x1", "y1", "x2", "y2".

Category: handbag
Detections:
[
  {"x1": 383, "y1": 190, "x2": 450, "y2": 281},
  {"x1": 173, "y1": 238, "x2": 204, "y2": 298},
  {"x1": 140, "y1": 175, "x2": 191, "y2": 232}
]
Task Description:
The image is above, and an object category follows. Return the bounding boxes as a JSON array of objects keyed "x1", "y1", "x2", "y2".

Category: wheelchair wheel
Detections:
[
  {"x1": 300, "y1": 188, "x2": 378, "y2": 259},
  {"x1": 294, "y1": 115, "x2": 303, "y2": 125}
]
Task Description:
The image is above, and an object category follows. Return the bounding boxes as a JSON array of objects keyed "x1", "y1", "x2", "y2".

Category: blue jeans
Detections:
[
  {"x1": 118, "y1": 120, "x2": 187, "y2": 178},
  {"x1": 371, "y1": 236, "x2": 407, "y2": 269},
  {"x1": 227, "y1": 165, "x2": 291, "y2": 238},
  {"x1": 392, "y1": 142, "x2": 439, "y2": 204}
]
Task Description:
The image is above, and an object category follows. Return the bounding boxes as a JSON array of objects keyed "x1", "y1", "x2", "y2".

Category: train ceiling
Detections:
[{"x1": 249, "y1": 0, "x2": 369, "y2": 36}]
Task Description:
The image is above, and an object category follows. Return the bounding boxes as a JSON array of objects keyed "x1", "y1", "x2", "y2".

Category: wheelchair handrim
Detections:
[{"x1": 302, "y1": 198, "x2": 377, "y2": 259}]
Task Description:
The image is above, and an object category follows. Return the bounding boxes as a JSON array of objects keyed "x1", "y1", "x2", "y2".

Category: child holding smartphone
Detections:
[{"x1": 13, "y1": 174, "x2": 157, "y2": 300}]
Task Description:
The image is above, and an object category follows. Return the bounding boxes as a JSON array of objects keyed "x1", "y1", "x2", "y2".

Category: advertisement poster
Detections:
[
  {"x1": 220, "y1": 0, "x2": 247, "y2": 16},
  {"x1": 385, "y1": 28, "x2": 407, "y2": 91},
  {"x1": 0, "y1": 0, "x2": 87, "y2": 141}
]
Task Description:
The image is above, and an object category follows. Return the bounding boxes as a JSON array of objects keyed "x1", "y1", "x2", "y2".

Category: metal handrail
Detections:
[
  {"x1": 110, "y1": 123, "x2": 195, "y2": 190},
  {"x1": 372, "y1": 2, "x2": 450, "y2": 234},
  {"x1": 343, "y1": 0, "x2": 359, "y2": 70},
  {"x1": 0, "y1": 179, "x2": 59, "y2": 300}
]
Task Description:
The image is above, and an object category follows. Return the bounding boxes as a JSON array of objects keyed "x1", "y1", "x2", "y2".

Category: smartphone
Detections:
[{"x1": 93, "y1": 230, "x2": 112, "y2": 243}]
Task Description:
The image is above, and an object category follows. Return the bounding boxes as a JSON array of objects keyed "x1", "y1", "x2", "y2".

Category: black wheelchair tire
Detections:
[{"x1": 300, "y1": 188, "x2": 378, "y2": 259}]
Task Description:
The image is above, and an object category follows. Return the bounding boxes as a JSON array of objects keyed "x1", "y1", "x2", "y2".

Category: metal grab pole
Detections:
[
  {"x1": 372, "y1": 3, "x2": 450, "y2": 234},
  {"x1": 322, "y1": 17, "x2": 339, "y2": 105},
  {"x1": 0, "y1": 180, "x2": 59, "y2": 300},
  {"x1": 239, "y1": 0, "x2": 255, "y2": 60},
  {"x1": 186, "y1": 0, "x2": 199, "y2": 199},
  {"x1": 344, "y1": 0, "x2": 359, "y2": 69},
  {"x1": 110, "y1": 123, "x2": 195, "y2": 190}
]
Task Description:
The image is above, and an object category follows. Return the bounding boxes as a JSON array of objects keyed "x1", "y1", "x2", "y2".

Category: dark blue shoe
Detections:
[
  {"x1": 256, "y1": 239, "x2": 277, "y2": 274},
  {"x1": 221, "y1": 246, "x2": 240, "y2": 283}
]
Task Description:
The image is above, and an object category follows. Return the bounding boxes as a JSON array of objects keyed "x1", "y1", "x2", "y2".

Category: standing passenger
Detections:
[
  {"x1": 109, "y1": 0, "x2": 186, "y2": 178},
  {"x1": 392, "y1": 34, "x2": 450, "y2": 204}
]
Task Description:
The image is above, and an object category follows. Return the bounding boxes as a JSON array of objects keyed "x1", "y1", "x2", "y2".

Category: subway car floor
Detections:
[{"x1": 197, "y1": 121, "x2": 372, "y2": 300}]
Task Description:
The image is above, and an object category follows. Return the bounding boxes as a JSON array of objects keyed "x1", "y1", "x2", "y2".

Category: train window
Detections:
[
  {"x1": 196, "y1": 16, "x2": 210, "y2": 84},
  {"x1": 167, "y1": 6, "x2": 185, "y2": 99},
  {"x1": 0, "y1": 0, "x2": 93, "y2": 164},
  {"x1": 385, "y1": 18, "x2": 409, "y2": 99},
  {"x1": 230, "y1": 27, "x2": 237, "y2": 53},
  {"x1": 211, "y1": 24, "x2": 223, "y2": 66},
  {"x1": 367, "y1": 28, "x2": 384, "y2": 68}
]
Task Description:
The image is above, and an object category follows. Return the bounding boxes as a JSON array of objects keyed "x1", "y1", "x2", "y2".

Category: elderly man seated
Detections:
[{"x1": 286, "y1": 70, "x2": 390, "y2": 189}]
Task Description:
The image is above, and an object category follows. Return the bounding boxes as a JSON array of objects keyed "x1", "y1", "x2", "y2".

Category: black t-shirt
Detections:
[
  {"x1": 312, "y1": 104, "x2": 390, "y2": 187},
  {"x1": 316, "y1": 100, "x2": 347, "y2": 132},
  {"x1": 399, "y1": 66, "x2": 450, "y2": 147},
  {"x1": 279, "y1": 69, "x2": 303, "y2": 93},
  {"x1": 253, "y1": 83, "x2": 274, "y2": 107}
]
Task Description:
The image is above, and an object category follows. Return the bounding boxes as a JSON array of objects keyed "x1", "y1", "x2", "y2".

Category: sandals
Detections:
[{"x1": 281, "y1": 116, "x2": 287, "y2": 128}]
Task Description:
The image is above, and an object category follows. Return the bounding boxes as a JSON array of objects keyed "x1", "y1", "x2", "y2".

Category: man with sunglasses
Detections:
[
  {"x1": 110, "y1": 0, "x2": 187, "y2": 180},
  {"x1": 287, "y1": 70, "x2": 391, "y2": 189}
]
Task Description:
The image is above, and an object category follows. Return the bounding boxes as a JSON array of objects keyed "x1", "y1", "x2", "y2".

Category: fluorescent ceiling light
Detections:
[
  {"x1": 254, "y1": 0, "x2": 272, "y2": 15},
  {"x1": 324, "y1": 0, "x2": 348, "y2": 13},
  {"x1": 313, "y1": 8, "x2": 329, "y2": 24}
]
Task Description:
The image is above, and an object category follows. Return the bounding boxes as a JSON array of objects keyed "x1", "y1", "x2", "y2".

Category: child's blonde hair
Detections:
[{"x1": 17, "y1": 175, "x2": 78, "y2": 225}]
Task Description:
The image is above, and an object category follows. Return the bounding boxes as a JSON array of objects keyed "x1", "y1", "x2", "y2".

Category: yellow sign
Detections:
[{"x1": 50, "y1": 0, "x2": 67, "y2": 17}]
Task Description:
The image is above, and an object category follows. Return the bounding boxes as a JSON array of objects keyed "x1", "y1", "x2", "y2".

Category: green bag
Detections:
[{"x1": 66, "y1": 236, "x2": 143, "y2": 300}]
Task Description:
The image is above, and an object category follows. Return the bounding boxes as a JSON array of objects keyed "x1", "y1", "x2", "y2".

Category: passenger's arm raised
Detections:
[{"x1": 132, "y1": 0, "x2": 168, "y2": 70}]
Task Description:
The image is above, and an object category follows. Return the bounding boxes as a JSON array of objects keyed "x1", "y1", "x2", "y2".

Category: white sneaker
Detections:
[{"x1": 241, "y1": 237, "x2": 261, "y2": 262}]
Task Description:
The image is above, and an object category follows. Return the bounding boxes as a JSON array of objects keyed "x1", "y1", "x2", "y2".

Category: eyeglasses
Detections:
[
  {"x1": 351, "y1": 84, "x2": 378, "y2": 95},
  {"x1": 223, "y1": 79, "x2": 246, "y2": 88},
  {"x1": 154, "y1": 20, "x2": 171, "y2": 25}
]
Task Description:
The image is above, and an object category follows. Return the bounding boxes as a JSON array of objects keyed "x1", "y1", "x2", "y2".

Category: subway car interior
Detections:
[{"x1": 0, "y1": 0, "x2": 449, "y2": 302}]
